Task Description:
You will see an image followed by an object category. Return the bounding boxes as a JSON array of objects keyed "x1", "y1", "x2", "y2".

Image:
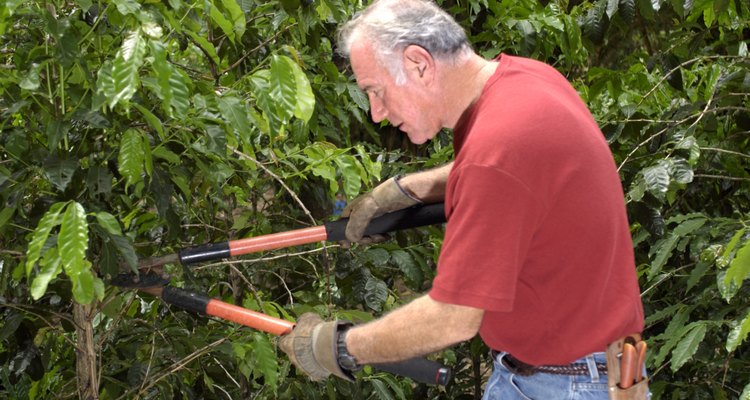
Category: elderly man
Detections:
[{"x1": 280, "y1": 1, "x2": 647, "y2": 398}]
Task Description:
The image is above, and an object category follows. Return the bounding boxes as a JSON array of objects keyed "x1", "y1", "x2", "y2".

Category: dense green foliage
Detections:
[{"x1": 0, "y1": 0, "x2": 748, "y2": 398}]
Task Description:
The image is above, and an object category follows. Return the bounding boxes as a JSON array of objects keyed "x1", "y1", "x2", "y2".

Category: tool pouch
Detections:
[{"x1": 605, "y1": 335, "x2": 650, "y2": 400}]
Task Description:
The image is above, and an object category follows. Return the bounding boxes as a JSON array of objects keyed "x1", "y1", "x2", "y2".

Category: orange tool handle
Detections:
[
  {"x1": 620, "y1": 343, "x2": 637, "y2": 388},
  {"x1": 635, "y1": 341, "x2": 647, "y2": 382},
  {"x1": 161, "y1": 287, "x2": 294, "y2": 336}
]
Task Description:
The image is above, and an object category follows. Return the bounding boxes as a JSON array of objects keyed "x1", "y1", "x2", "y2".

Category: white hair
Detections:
[{"x1": 337, "y1": 0, "x2": 473, "y2": 85}]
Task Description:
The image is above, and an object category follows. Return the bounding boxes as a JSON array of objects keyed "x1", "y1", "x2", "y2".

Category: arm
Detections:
[
  {"x1": 396, "y1": 162, "x2": 452, "y2": 203},
  {"x1": 342, "y1": 162, "x2": 453, "y2": 243},
  {"x1": 345, "y1": 294, "x2": 482, "y2": 364}
]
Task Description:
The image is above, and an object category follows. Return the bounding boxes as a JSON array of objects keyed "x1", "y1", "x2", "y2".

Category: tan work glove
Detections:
[
  {"x1": 341, "y1": 176, "x2": 422, "y2": 243},
  {"x1": 278, "y1": 313, "x2": 355, "y2": 381}
]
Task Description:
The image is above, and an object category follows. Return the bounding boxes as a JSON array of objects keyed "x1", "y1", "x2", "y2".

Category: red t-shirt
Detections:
[{"x1": 429, "y1": 55, "x2": 644, "y2": 365}]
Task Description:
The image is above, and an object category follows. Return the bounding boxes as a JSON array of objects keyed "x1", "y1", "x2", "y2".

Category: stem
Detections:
[{"x1": 73, "y1": 302, "x2": 99, "y2": 400}]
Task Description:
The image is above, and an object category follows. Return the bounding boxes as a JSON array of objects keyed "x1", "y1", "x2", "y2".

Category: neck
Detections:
[{"x1": 440, "y1": 54, "x2": 498, "y2": 129}]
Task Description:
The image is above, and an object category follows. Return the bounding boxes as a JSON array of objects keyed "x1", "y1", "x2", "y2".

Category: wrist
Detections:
[
  {"x1": 393, "y1": 174, "x2": 423, "y2": 204},
  {"x1": 336, "y1": 326, "x2": 362, "y2": 372}
]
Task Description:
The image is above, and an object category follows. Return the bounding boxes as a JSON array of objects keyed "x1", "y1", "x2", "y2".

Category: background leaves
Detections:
[{"x1": 1, "y1": 0, "x2": 749, "y2": 398}]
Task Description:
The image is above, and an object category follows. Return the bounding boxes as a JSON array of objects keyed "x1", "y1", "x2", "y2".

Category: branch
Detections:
[
  {"x1": 701, "y1": 147, "x2": 750, "y2": 159},
  {"x1": 231, "y1": 148, "x2": 316, "y2": 226},
  {"x1": 693, "y1": 174, "x2": 750, "y2": 182},
  {"x1": 118, "y1": 337, "x2": 228, "y2": 400}
]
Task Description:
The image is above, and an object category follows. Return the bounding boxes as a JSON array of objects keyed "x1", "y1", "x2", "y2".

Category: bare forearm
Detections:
[
  {"x1": 344, "y1": 294, "x2": 482, "y2": 364},
  {"x1": 399, "y1": 162, "x2": 452, "y2": 203}
]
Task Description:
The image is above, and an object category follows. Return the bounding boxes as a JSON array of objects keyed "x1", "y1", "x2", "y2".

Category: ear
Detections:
[{"x1": 403, "y1": 45, "x2": 435, "y2": 85}]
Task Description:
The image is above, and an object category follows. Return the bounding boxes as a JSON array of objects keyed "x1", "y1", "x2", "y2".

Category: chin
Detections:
[{"x1": 406, "y1": 131, "x2": 433, "y2": 145}]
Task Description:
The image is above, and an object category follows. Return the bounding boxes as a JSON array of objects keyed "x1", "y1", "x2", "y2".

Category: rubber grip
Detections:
[
  {"x1": 324, "y1": 202, "x2": 446, "y2": 242},
  {"x1": 161, "y1": 286, "x2": 211, "y2": 315},
  {"x1": 372, "y1": 357, "x2": 452, "y2": 386},
  {"x1": 179, "y1": 241, "x2": 230, "y2": 265}
]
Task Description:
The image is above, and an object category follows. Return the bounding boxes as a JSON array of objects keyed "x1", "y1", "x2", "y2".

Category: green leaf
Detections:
[
  {"x1": 167, "y1": 68, "x2": 191, "y2": 117},
  {"x1": 364, "y1": 276, "x2": 389, "y2": 312},
  {"x1": 672, "y1": 158, "x2": 694, "y2": 184},
  {"x1": 252, "y1": 333, "x2": 278, "y2": 391},
  {"x1": 0, "y1": 206, "x2": 14, "y2": 229},
  {"x1": 95, "y1": 212, "x2": 122, "y2": 235},
  {"x1": 86, "y1": 166, "x2": 113, "y2": 197},
  {"x1": 43, "y1": 157, "x2": 78, "y2": 192},
  {"x1": 741, "y1": 382, "x2": 750, "y2": 400},
  {"x1": 724, "y1": 239, "x2": 750, "y2": 288},
  {"x1": 671, "y1": 323, "x2": 707, "y2": 372},
  {"x1": 19, "y1": 62, "x2": 42, "y2": 90},
  {"x1": 25, "y1": 202, "x2": 66, "y2": 278},
  {"x1": 30, "y1": 248, "x2": 62, "y2": 300},
  {"x1": 269, "y1": 55, "x2": 297, "y2": 122},
  {"x1": 333, "y1": 154, "x2": 363, "y2": 199},
  {"x1": 58, "y1": 202, "x2": 89, "y2": 277},
  {"x1": 649, "y1": 216, "x2": 705, "y2": 278},
  {"x1": 218, "y1": 95, "x2": 254, "y2": 141},
  {"x1": 111, "y1": 0, "x2": 140, "y2": 15},
  {"x1": 187, "y1": 32, "x2": 220, "y2": 66},
  {"x1": 149, "y1": 40, "x2": 190, "y2": 117},
  {"x1": 618, "y1": 0, "x2": 636, "y2": 22},
  {"x1": 152, "y1": 147, "x2": 181, "y2": 164},
  {"x1": 391, "y1": 250, "x2": 422, "y2": 285},
  {"x1": 133, "y1": 103, "x2": 165, "y2": 139},
  {"x1": 363, "y1": 248, "x2": 391, "y2": 266},
  {"x1": 221, "y1": 0, "x2": 245, "y2": 41},
  {"x1": 643, "y1": 162, "x2": 670, "y2": 197},
  {"x1": 71, "y1": 267, "x2": 96, "y2": 305},
  {"x1": 719, "y1": 228, "x2": 746, "y2": 268},
  {"x1": 382, "y1": 374, "x2": 407, "y2": 399},
  {"x1": 286, "y1": 57, "x2": 315, "y2": 122},
  {"x1": 208, "y1": 1, "x2": 235, "y2": 43},
  {"x1": 371, "y1": 378, "x2": 394, "y2": 400},
  {"x1": 109, "y1": 233, "x2": 138, "y2": 273},
  {"x1": 101, "y1": 29, "x2": 146, "y2": 109},
  {"x1": 726, "y1": 309, "x2": 750, "y2": 352},
  {"x1": 118, "y1": 128, "x2": 146, "y2": 187},
  {"x1": 347, "y1": 83, "x2": 369, "y2": 111}
]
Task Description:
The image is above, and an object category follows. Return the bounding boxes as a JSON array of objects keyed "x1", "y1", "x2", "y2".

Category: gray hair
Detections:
[{"x1": 337, "y1": 0, "x2": 472, "y2": 85}]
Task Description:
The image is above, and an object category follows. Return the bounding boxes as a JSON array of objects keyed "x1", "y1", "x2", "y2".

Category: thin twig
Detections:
[
  {"x1": 119, "y1": 337, "x2": 228, "y2": 400},
  {"x1": 700, "y1": 147, "x2": 750, "y2": 159},
  {"x1": 232, "y1": 149, "x2": 316, "y2": 226},
  {"x1": 138, "y1": 331, "x2": 158, "y2": 394},
  {"x1": 228, "y1": 264, "x2": 267, "y2": 310},
  {"x1": 693, "y1": 174, "x2": 750, "y2": 182},
  {"x1": 0, "y1": 303, "x2": 77, "y2": 347}
]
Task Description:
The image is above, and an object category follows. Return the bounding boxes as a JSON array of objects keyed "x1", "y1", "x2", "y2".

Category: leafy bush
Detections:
[{"x1": 1, "y1": 0, "x2": 748, "y2": 398}]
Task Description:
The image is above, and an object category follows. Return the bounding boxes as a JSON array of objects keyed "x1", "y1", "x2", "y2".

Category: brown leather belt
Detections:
[{"x1": 491, "y1": 350, "x2": 608, "y2": 377}]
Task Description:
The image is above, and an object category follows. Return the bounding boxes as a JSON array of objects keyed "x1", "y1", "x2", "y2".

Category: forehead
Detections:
[{"x1": 349, "y1": 40, "x2": 390, "y2": 89}]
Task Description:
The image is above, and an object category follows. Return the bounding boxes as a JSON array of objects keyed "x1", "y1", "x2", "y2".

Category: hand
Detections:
[
  {"x1": 341, "y1": 176, "x2": 422, "y2": 243},
  {"x1": 278, "y1": 313, "x2": 355, "y2": 381}
]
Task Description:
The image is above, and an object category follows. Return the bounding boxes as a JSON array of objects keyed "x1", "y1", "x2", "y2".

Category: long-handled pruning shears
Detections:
[{"x1": 113, "y1": 203, "x2": 451, "y2": 386}]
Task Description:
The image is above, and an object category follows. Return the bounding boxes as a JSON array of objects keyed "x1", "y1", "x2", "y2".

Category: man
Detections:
[{"x1": 279, "y1": 1, "x2": 646, "y2": 398}]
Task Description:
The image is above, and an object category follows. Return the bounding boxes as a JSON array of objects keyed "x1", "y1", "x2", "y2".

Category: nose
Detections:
[{"x1": 368, "y1": 94, "x2": 387, "y2": 123}]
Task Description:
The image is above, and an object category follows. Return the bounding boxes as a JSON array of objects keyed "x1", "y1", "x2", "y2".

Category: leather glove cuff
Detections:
[
  {"x1": 312, "y1": 321, "x2": 356, "y2": 381},
  {"x1": 393, "y1": 174, "x2": 423, "y2": 205}
]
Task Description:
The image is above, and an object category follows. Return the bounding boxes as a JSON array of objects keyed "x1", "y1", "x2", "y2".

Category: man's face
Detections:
[{"x1": 349, "y1": 41, "x2": 440, "y2": 145}]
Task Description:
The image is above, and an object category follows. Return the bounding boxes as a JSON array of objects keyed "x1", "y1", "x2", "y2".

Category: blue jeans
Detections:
[{"x1": 482, "y1": 352, "x2": 610, "y2": 400}]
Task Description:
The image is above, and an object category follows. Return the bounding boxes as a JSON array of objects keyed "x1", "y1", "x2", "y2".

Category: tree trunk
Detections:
[{"x1": 73, "y1": 303, "x2": 99, "y2": 400}]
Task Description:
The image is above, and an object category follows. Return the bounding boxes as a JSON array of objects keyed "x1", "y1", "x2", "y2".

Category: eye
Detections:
[{"x1": 366, "y1": 88, "x2": 384, "y2": 99}]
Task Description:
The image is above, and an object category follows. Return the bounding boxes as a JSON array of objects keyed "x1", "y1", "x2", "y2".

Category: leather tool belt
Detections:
[
  {"x1": 605, "y1": 334, "x2": 649, "y2": 400},
  {"x1": 492, "y1": 350, "x2": 608, "y2": 377}
]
